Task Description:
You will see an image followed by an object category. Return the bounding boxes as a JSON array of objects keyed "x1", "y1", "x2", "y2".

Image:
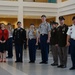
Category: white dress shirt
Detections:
[{"x1": 67, "y1": 24, "x2": 75, "y2": 39}]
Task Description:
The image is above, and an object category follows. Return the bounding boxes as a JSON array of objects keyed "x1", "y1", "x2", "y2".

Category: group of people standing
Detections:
[{"x1": 0, "y1": 15, "x2": 75, "y2": 70}]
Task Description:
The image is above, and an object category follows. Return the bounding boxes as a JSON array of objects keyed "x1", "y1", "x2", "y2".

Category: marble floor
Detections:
[{"x1": 0, "y1": 50, "x2": 75, "y2": 75}]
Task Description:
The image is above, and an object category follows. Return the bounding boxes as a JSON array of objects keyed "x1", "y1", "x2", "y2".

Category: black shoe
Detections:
[
  {"x1": 61, "y1": 65, "x2": 66, "y2": 68},
  {"x1": 15, "y1": 61, "x2": 19, "y2": 63},
  {"x1": 39, "y1": 61, "x2": 48, "y2": 64},
  {"x1": 6, "y1": 57, "x2": 12, "y2": 58},
  {"x1": 51, "y1": 63, "x2": 58, "y2": 66},
  {"x1": 29, "y1": 61, "x2": 31, "y2": 63},
  {"x1": 29, "y1": 61, "x2": 35, "y2": 63},
  {"x1": 44, "y1": 62, "x2": 48, "y2": 64},
  {"x1": 19, "y1": 61, "x2": 23, "y2": 63},
  {"x1": 69, "y1": 67, "x2": 75, "y2": 70},
  {"x1": 57, "y1": 65, "x2": 63, "y2": 68},
  {"x1": 39, "y1": 61, "x2": 44, "y2": 64}
]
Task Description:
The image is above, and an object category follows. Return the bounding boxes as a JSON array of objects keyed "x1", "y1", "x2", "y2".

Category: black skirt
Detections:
[{"x1": 0, "y1": 42, "x2": 7, "y2": 53}]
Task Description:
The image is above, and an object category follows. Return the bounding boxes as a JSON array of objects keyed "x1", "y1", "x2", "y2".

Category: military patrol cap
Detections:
[
  {"x1": 41, "y1": 15, "x2": 46, "y2": 18},
  {"x1": 72, "y1": 16, "x2": 75, "y2": 20},
  {"x1": 52, "y1": 21, "x2": 56, "y2": 25},
  {"x1": 17, "y1": 21, "x2": 21, "y2": 25},
  {"x1": 59, "y1": 16, "x2": 65, "y2": 20},
  {"x1": 55, "y1": 22, "x2": 58, "y2": 25}
]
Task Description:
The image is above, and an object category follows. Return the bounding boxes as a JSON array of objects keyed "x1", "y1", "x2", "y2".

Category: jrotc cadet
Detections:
[
  {"x1": 50, "y1": 21, "x2": 58, "y2": 66},
  {"x1": 13, "y1": 21, "x2": 26, "y2": 63},
  {"x1": 38, "y1": 15, "x2": 51, "y2": 64},
  {"x1": 57, "y1": 16, "x2": 68, "y2": 68},
  {"x1": 27, "y1": 24, "x2": 38, "y2": 63},
  {"x1": 67, "y1": 16, "x2": 75, "y2": 70}
]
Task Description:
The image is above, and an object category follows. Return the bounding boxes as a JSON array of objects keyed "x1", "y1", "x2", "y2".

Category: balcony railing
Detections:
[
  {"x1": 1, "y1": 0, "x2": 68, "y2": 3},
  {"x1": 0, "y1": 0, "x2": 68, "y2": 2}
]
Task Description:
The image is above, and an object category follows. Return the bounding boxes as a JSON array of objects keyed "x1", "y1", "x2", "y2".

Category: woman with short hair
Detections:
[
  {"x1": 28, "y1": 24, "x2": 38, "y2": 63},
  {"x1": 0, "y1": 23, "x2": 8, "y2": 62}
]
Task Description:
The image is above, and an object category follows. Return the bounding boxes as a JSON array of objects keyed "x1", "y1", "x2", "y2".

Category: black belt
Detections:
[
  {"x1": 29, "y1": 38, "x2": 36, "y2": 40},
  {"x1": 41, "y1": 34, "x2": 48, "y2": 36},
  {"x1": 71, "y1": 38, "x2": 75, "y2": 41}
]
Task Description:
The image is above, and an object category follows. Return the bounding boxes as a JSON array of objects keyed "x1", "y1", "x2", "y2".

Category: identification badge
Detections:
[
  {"x1": 62, "y1": 27, "x2": 65, "y2": 31},
  {"x1": 53, "y1": 30, "x2": 55, "y2": 32},
  {"x1": 62, "y1": 32, "x2": 64, "y2": 34}
]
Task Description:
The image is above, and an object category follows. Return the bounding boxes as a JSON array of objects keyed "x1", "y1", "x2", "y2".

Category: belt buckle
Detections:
[{"x1": 41, "y1": 33, "x2": 44, "y2": 36}]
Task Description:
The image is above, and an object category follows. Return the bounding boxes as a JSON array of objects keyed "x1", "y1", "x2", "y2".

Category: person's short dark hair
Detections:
[
  {"x1": 7, "y1": 23, "x2": 11, "y2": 26},
  {"x1": 50, "y1": 21, "x2": 54, "y2": 25},
  {"x1": 30, "y1": 23, "x2": 34, "y2": 26},
  {"x1": 52, "y1": 21, "x2": 56, "y2": 25},
  {"x1": 56, "y1": 22, "x2": 58, "y2": 25},
  {"x1": 59, "y1": 16, "x2": 65, "y2": 20},
  {"x1": 41, "y1": 15, "x2": 46, "y2": 18},
  {"x1": 1, "y1": 23, "x2": 5, "y2": 25},
  {"x1": 72, "y1": 16, "x2": 75, "y2": 20},
  {"x1": 17, "y1": 21, "x2": 21, "y2": 25}
]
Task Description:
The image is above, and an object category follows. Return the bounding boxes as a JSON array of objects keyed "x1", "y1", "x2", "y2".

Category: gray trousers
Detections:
[
  {"x1": 51, "y1": 45, "x2": 58, "y2": 64},
  {"x1": 58, "y1": 46, "x2": 68, "y2": 66}
]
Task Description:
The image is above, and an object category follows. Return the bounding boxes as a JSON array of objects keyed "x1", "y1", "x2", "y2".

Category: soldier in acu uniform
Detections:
[
  {"x1": 13, "y1": 21, "x2": 26, "y2": 63},
  {"x1": 38, "y1": 15, "x2": 51, "y2": 64},
  {"x1": 50, "y1": 21, "x2": 58, "y2": 66}
]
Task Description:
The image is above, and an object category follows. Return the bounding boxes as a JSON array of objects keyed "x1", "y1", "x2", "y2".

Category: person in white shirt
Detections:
[
  {"x1": 67, "y1": 16, "x2": 75, "y2": 70},
  {"x1": 7, "y1": 23, "x2": 13, "y2": 58},
  {"x1": 27, "y1": 24, "x2": 38, "y2": 63}
]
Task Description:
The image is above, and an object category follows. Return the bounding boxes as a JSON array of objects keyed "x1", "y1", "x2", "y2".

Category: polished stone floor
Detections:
[{"x1": 0, "y1": 49, "x2": 75, "y2": 75}]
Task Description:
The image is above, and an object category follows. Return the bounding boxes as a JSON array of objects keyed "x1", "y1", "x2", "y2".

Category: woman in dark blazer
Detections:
[{"x1": 0, "y1": 23, "x2": 8, "y2": 62}]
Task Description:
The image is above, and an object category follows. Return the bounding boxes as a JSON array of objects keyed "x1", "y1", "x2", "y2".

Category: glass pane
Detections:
[
  {"x1": 48, "y1": 0, "x2": 56, "y2": 3},
  {"x1": 23, "y1": 0, "x2": 34, "y2": 2}
]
